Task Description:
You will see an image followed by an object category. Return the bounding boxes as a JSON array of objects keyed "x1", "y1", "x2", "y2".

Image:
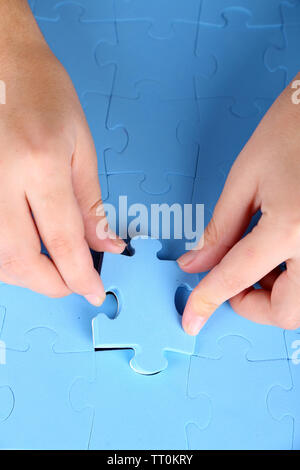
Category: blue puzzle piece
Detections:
[
  {"x1": 82, "y1": 91, "x2": 129, "y2": 201},
  {"x1": 200, "y1": 0, "x2": 293, "y2": 26},
  {"x1": 187, "y1": 336, "x2": 292, "y2": 449},
  {"x1": 96, "y1": 21, "x2": 215, "y2": 99},
  {"x1": 0, "y1": 285, "x2": 100, "y2": 353},
  {"x1": 114, "y1": 0, "x2": 201, "y2": 38},
  {"x1": 195, "y1": 9, "x2": 286, "y2": 116},
  {"x1": 104, "y1": 173, "x2": 199, "y2": 259},
  {"x1": 267, "y1": 340, "x2": 300, "y2": 449},
  {"x1": 105, "y1": 81, "x2": 201, "y2": 193},
  {"x1": 70, "y1": 349, "x2": 211, "y2": 449},
  {"x1": 0, "y1": 328, "x2": 94, "y2": 449},
  {"x1": 265, "y1": 0, "x2": 300, "y2": 84},
  {"x1": 33, "y1": 0, "x2": 115, "y2": 22},
  {"x1": 93, "y1": 237, "x2": 198, "y2": 374},
  {"x1": 36, "y1": 3, "x2": 116, "y2": 100}
]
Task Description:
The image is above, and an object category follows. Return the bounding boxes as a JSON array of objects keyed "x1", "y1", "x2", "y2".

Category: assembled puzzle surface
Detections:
[{"x1": 0, "y1": 0, "x2": 300, "y2": 449}]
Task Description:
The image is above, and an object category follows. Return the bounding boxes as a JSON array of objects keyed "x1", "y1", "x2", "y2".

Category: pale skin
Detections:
[
  {"x1": 178, "y1": 73, "x2": 300, "y2": 335},
  {"x1": 2, "y1": 2, "x2": 300, "y2": 332},
  {"x1": 0, "y1": 0, "x2": 126, "y2": 306}
]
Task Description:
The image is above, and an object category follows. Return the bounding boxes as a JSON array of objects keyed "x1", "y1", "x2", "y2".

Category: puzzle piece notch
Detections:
[
  {"x1": 0, "y1": 386, "x2": 14, "y2": 423},
  {"x1": 195, "y1": 9, "x2": 286, "y2": 117},
  {"x1": 93, "y1": 237, "x2": 198, "y2": 374},
  {"x1": 200, "y1": 0, "x2": 295, "y2": 27},
  {"x1": 96, "y1": 21, "x2": 214, "y2": 100},
  {"x1": 265, "y1": 0, "x2": 300, "y2": 84},
  {"x1": 114, "y1": 0, "x2": 202, "y2": 39},
  {"x1": 70, "y1": 349, "x2": 211, "y2": 449},
  {"x1": 33, "y1": 0, "x2": 115, "y2": 22},
  {"x1": 188, "y1": 335, "x2": 292, "y2": 449}
]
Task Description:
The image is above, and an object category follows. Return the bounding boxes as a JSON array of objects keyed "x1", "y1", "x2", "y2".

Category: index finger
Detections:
[{"x1": 182, "y1": 220, "x2": 289, "y2": 335}]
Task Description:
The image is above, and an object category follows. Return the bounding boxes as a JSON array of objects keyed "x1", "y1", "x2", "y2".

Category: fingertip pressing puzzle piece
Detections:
[
  {"x1": 265, "y1": 0, "x2": 300, "y2": 84},
  {"x1": 0, "y1": 327, "x2": 95, "y2": 449},
  {"x1": 70, "y1": 349, "x2": 211, "y2": 449},
  {"x1": 35, "y1": 2, "x2": 116, "y2": 100},
  {"x1": 187, "y1": 335, "x2": 292, "y2": 449},
  {"x1": 114, "y1": 0, "x2": 201, "y2": 39},
  {"x1": 200, "y1": 0, "x2": 292, "y2": 26},
  {"x1": 93, "y1": 237, "x2": 198, "y2": 375},
  {"x1": 195, "y1": 9, "x2": 286, "y2": 116}
]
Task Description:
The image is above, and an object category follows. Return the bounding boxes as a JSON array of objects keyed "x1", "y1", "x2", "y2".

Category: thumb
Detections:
[
  {"x1": 177, "y1": 158, "x2": 258, "y2": 273},
  {"x1": 72, "y1": 124, "x2": 126, "y2": 253}
]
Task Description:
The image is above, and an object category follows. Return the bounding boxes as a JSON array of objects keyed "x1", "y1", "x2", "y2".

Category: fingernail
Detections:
[
  {"x1": 112, "y1": 237, "x2": 127, "y2": 250},
  {"x1": 177, "y1": 250, "x2": 198, "y2": 267},
  {"x1": 183, "y1": 306, "x2": 206, "y2": 335},
  {"x1": 84, "y1": 293, "x2": 106, "y2": 306}
]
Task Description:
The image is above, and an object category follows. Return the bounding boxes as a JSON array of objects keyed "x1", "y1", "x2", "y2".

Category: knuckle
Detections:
[
  {"x1": 191, "y1": 290, "x2": 219, "y2": 316},
  {"x1": 0, "y1": 250, "x2": 31, "y2": 277},
  {"x1": 47, "y1": 235, "x2": 75, "y2": 257},
  {"x1": 205, "y1": 218, "x2": 220, "y2": 246}
]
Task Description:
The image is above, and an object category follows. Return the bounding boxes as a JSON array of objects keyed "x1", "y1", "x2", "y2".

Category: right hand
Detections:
[{"x1": 0, "y1": 0, "x2": 125, "y2": 305}]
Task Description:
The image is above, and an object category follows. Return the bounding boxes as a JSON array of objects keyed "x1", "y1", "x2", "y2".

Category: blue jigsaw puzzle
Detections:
[
  {"x1": 0, "y1": 0, "x2": 296, "y2": 449},
  {"x1": 199, "y1": 0, "x2": 297, "y2": 26},
  {"x1": 96, "y1": 20, "x2": 215, "y2": 99},
  {"x1": 187, "y1": 336, "x2": 292, "y2": 449},
  {"x1": 105, "y1": 80, "x2": 201, "y2": 193},
  {"x1": 114, "y1": 0, "x2": 202, "y2": 38},
  {"x1": 93, "y1": 237, "x2": 198, "y2": 374},
  {"x1": 70, "y1": 349, "x2": 211, "y2": 449},
  {"x1": 265, "y1": 0, "x2": 300, "y2": 84},
  {"x1": 0, "y1": 328, "x2": 94, "y2": 449},
  {"x1": 195, "y1": 9, "x2": 286, "y2": 116}
]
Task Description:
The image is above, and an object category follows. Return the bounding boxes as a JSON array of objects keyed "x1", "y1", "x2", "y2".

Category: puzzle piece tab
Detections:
[
  {"x1": 0, "y1": 328, "x2": 94, "y2": 449},
  {"x1": 33, "y1": 0, "x2": 115, "y2": 22},
  {"x1": 36, "y1": 3, "x2": 116, "y2": 100},
  {"x1": 187, "y1": 336, "x2": 292, "y2": 449},
  {"x1": 114, "y1": 0, "x2": 201, "y2": 38},
  {"x1": 195, "y1": 9, "x2": 285, "y2": 116},
  {"x1": 93, "y1": 237, "x2": 198, "y2": 374},
  {"x1": 70, "y1": 349, "x2": 211, "y2": 449},
  {"x1": 200, "y1": 0, "x2": 292, "y2": 26},
  {"x1": 105, "y1": 81, "x2": 201, "y2": 193}
]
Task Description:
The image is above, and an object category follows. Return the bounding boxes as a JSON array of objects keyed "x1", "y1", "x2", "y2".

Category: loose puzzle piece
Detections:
[
  {"x1": 114, "y1": 0, "x2": 201, "y2": 38},
  {"x1": 0, "y1": 328, "x2": 94, "y2": 449},
  {"x1": 267, "y1": 335, "x2": 300, "y2": 449},
  {"x1": 33, "y1": 0, "x2": 115, "y2": 22},
  {"x1": 70, "y1": 349, "x2": 211, "y2": 449},
  {"x1": 96, "y1": 21, "x2": 215, "y2": 99},
  {"x1": 200, "y1": 0, "x2": 295, "y2": 26},
  {"x1": 36, "y1": 3, "x2": 116, "y2": 100},
  {"x1": 104, "y1": 173, "x2": 198, "y2": 259},
  {"x1": 195, "y1": 9, "x2": 286, "y2": 116},
  {"x1": 265, "y1": 0, "x2": 300, "y2": 84},
  {"x1": 93, "y1": 237, "x2": 199, "y2": 374},
  {"x1": 82, "y1": 91, "x2": 129, "y2": 201},
  {"x1": 105, "y1": 81, "x2": 201, "y2": 193},
  {"x1": 0, "y1": 284, "x2": 99, "y2": 353},
  {"x1": 187, "y1": 336, "x2": 292, "y2": 449}
]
